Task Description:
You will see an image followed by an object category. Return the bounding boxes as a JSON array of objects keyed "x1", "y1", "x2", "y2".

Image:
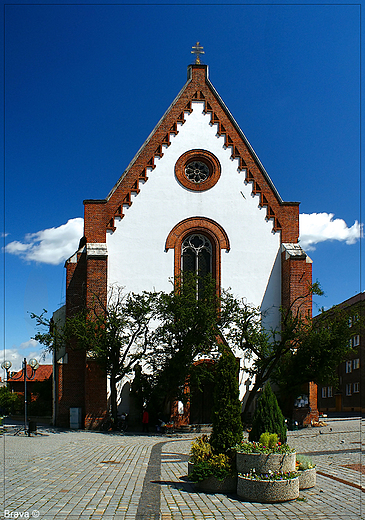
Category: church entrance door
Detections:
[{"x1": 189, "y1": 361, "x2": 215, "y2": 424}]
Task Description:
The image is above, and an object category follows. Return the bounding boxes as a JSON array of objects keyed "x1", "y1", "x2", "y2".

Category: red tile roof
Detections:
[{"x1": 8, "y1": 365, "x2": 52, "y2": 382}]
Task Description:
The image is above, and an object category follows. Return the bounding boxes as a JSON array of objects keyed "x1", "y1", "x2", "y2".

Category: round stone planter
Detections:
[
  {"x1": 236, "y1": 452, "x2": 296, "y2": 474},
  {"x1": 195, "y1": 474, "x2": 237, "y2": 494},
  {"x1": 298, "y1": 467, "x2": 316, "y2": 489},
  {"x1": 237, "y1": 475, "x2": 299, "y2": 503}
]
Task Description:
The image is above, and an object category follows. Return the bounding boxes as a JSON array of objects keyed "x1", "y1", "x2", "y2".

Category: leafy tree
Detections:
[
  {"x1": 274, "y1": 304, "x2": 361, "y2": 389},
  {"x1": 145, "y1": 273, "x2": 220, "y2": 418},
  {"x1": 248, "y1": 382, "x2": 287, "y2": 443},
  {"x1": 33, "y1": 276, "x2": 356, "y2": 430},
  {"x1": 215, "y1": 283, "x2": 356, "y2": 421},
  {"x1": 0, "y1": 386, "x2": 20, "y2": 415},
  {"x1": 33, "y1": 286, "x2": 157, "y2": 427},
  {"x1": 210, "y1": 346, "x2": 243, "y2": 454}
]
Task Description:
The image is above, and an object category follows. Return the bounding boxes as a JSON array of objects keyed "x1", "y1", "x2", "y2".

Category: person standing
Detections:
[{"x1": 142, "y1": 409, "x2": 149, "y2": 433}]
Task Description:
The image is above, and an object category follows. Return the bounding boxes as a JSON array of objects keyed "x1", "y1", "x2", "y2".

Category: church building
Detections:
[{"x1": 57, "y1": 45, "x2": 314, "y2": 429}]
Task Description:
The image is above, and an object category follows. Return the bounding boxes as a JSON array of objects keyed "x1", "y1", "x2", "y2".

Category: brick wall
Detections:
[{"x1": 281, "y1": 254, "x2": 313, "y2": 318}]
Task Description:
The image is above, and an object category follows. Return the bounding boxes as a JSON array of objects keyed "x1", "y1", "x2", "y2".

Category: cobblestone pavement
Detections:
[{"x1": 0, "y1": 417, "x2": 363, "y2": 519}]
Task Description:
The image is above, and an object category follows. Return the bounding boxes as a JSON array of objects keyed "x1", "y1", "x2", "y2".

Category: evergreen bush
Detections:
[
  {"x1": 210, "y1": 346, "x2": 243, "y2": 454},
  {"x1": 249, "y1": 382, "x2": 287, "y2": 443}
]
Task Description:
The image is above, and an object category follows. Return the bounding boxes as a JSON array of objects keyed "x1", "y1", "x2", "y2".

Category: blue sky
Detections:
[{"x1": 1, "y1": 2, "x2": 363, "y2": 371}]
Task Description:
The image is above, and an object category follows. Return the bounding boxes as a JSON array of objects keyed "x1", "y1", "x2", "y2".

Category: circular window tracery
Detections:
[
  {"x1": 185, "y1": 161, "x2": 210, "y2": 184},
  {"x1": 175, "y1": 149, "x2": 221, "y2": 191}
]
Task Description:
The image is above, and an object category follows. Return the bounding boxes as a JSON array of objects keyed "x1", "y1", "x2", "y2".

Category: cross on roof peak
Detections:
[{"x1": 191, "y1": 42, "x2": 205, "y2": 64}]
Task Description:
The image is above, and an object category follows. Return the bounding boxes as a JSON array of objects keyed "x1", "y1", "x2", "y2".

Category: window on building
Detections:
[
  {"x1": 327, "y1": 386, "x2": 333, "y2": 398},
  {"x1": 165, "y1": 217, "x2": 230, "y2": 296},
  {"x1": 345, "y1": 360, "x2": 352, "y2": 373},
  {"x1": 353, "y1": 382, "x2": 359, "y2": 393},
  {"x1": 346, "y1": 383, "x2": 352, "y2": 396},
  {"x1": 321, "y1": 387, "x2": 327, "y2": 398},
  {"x1": 353, "y1": 335, "x2": 360, "y2": 347},
  {"x1": 353, "y1": 358, "x2": 360, "y2": 370},
  {"x1": 181, "y1": 234, "x2": 212, "y2": 298},
  {"x1": 349, "y1": 314, "x2": 359, "y2": 327},
  {"x1": 182, "y1": 234, "x2": 212, "y2": 277}
]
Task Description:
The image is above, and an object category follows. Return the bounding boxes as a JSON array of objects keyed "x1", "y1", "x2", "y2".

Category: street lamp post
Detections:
[
  {"x1": 1, "y1": 360, "x2": 12, "y2": 383},
  {"x1": 4, "y1": 357, "x2": 39, "y2": 435}
]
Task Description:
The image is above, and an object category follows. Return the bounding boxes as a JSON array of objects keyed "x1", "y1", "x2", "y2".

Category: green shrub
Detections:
[
  {"x1": 249, "y1": 382, "x2": 287, "y2": 443},
  {"x1": 210, "y1": 347, "x2": 243, "y2": 454},
  {"x1": 190, "y1": 435, "x2": 213, "y2": 464},
  {"x1": 259, "y1": 432, "x2": 278, "y2": 448},
  {"x1": 0, "y1": 387, "x2": 21, "y2": 415},
  {"x1": 191, "y1": 453, "x2": 233, "y2": 482}
]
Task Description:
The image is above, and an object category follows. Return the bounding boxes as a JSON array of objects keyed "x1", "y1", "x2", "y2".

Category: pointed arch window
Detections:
[
  {"x1": 165, "y1": 217, "x2": 230, "y2": 293},
  {"x1": 181, "y1": 234, "x2": 213, "y2": 298},
  {"x1": 182, "y1": 234, "x2": 212, "y2": 277}
]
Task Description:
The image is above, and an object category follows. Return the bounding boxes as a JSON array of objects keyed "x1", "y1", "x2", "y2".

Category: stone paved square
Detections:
[{"x1": 0, "y1": 417, "x2": 363, "y2": 519}]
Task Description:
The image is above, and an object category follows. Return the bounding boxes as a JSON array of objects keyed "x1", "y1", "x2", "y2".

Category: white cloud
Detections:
[
  {"x1": 4, "y1": 213, "x2": 362, "y2": 263},
  {"x1": 2, "y1": 349, "x2": 24, "y2": 372},
  {"x1": 299, "y1": 213, "x2": 363, "y2": 251},
  {"x1": 19, "y1": 339, "x2": 39, "y2": 350},
  {"x1": 2, "y1": 342, "x2": 52, "y2": 374},
  {"x1": 5, "y1": 217, "x2": 84, "y2": 265}
]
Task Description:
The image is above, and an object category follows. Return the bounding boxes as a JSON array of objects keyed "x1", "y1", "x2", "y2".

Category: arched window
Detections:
[
  {"x1": 181, "y1": 234, "x2": 212, "y2": 278},
  {"x1": 181, "y1": 234, "x2": 213, "y2": 298},
  {"x1": 165, "y1": 217, "x2": 230, "y2": 294}
]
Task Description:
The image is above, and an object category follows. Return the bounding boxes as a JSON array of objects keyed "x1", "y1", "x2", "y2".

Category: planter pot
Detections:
[
  {"x1": 195, "y1": 474, "x2": 237, "y2": 494},
  {"x1": 236, "y1": 452, "x2": 296, "y2": 474},
  {"x1": 298, "y1": 467, "x2": 316, "y2": 489},
  {"x1": 237, "y1": 475, "x2": 299, "y2": 503},
  {"x1": 188, "y1": 462, "x2": 237, "y2": 493}
]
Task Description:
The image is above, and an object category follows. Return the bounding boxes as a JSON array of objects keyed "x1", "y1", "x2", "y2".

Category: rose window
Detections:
[{"x1": 184, "y1": 161, "x2": 210, "y2": 184}]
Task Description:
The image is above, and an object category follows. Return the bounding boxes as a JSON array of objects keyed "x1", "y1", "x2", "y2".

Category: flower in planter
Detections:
[
  {"x1": 233, "y1": 438, "x2": 294, "y2": 454},
  {"x1": 240, "y1": 470, "x2": 299, "y2": 481},
  {"x1": 296, "y1": 454, "x2": 315, "y2": 470}
]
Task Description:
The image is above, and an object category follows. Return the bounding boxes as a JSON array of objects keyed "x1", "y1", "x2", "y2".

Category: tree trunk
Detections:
[
  {"x1": 241, "y1": 379, "x2": 262, "y2": 423},
  {"x1": 110, "y1": 372, "x2": 118, "y2": 428}
]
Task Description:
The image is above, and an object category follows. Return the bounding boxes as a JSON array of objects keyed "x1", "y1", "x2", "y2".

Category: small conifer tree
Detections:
[
  {"x1": 249, "y1": 382, "x2": 287, "y2": 443},
  {"x1": 210, "y1": 346, "x2": 243, "y2": 454}
]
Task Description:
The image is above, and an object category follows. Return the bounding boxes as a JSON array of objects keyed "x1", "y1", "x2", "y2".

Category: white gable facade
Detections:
[{"x1": 60, "y1": 63, "x2": 313, "y2": 429}]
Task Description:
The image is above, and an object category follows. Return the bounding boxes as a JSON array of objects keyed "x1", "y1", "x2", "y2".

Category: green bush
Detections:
[
  {"x1": 249, "y1": 382, "x2": 287, "y2": 443},
  {"x1": 0, "y1": 387, "x2": 21, "y2": 415},
  {"x1": 210, "y1": 347, "x2": 243, "y2": 454},
  {"x1": 190, "y1": 453, "x2": 233, "y2": 482},
  {"x1": 190, "y1": 434, "x2": 213, "y2": 464},
  {"x1": 259, "y1": 432, "x2": 278, "y2": 448}
]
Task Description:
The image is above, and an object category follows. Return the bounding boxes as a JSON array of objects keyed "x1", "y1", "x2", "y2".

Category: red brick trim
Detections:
[
  {"x1": 84, "y1": 64, "x2": 299, "y2": 245},
  {"x1": 165, "y1": 217, "x2": 230, "y2": 287},
  {"x1": 175, "y1": 149, "x2": 221, "y2": 191}
]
